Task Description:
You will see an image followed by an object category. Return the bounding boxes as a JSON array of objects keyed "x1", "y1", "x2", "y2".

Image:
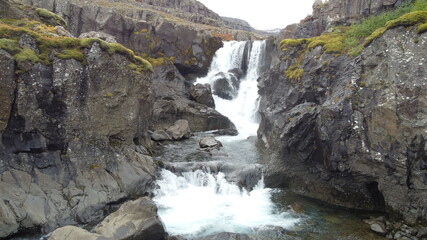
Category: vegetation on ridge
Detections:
[
  {"x1": 280, "y1": 0, "x2": 427, "y2": 79},
  {"x1": 0, "y1": 18, "x2": 152, "y2": 73}
]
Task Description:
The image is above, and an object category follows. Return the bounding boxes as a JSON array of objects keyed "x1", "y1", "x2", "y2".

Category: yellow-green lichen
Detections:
[
  {"x1": 14, "y1": 47, "x2": 40, "y2": 64},
  {"x1": 285, "y1": 65, "x2": 305, "y2": 81},
  {"x1": 308, "y1": 33, "x2": 345, "y2": 54},
  {"x1": 417, "y1": 22, "x2": 427, "y2": 33},
  {"x1": 365, "y1": 11, "x2": 427, "y2": 46},
  {"x1": 0, "y1": 38, "x2": 20, "y2": 54},
  {"x1": 0, "y1": 20, "x2": 152, "y2": 73},
  {"x1": 35, "y1": 8, "x2": 66, "y2": 28},
  {"x1": 280, "y1": 38, "x2": 311, "y2": 51},
  {"x1": 55, "y1": 49, "x2": 86, "y2": 63}
]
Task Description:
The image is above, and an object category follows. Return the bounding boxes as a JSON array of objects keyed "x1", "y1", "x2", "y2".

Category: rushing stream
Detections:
[
  {"x1": 153, "y1": 41, "x2": 303, "y2": 238},
  {"x1": 153, "y1": 41, "x2": 387, "y2": 240}
]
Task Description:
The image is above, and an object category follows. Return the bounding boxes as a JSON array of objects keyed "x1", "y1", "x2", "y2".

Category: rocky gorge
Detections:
[{"x1": 0, "y1": 0, "x2": 426, "y2": 239}]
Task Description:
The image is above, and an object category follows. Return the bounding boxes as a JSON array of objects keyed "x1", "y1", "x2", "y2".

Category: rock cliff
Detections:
[
  {"x1": 19, "y1": 0, "x2": 240, "y2": 132},
  {"x1": 0, "y1": 6, "x2": 158, "y2": 237},
  {"x1": 259, "y1": 17, "x2": 427, "y2": 225}
]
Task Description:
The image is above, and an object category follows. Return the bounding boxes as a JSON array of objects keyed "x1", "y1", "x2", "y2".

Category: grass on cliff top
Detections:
[
  {"x1": 280, "y1": 0, "x2": 427, "y2": 57},
  {"x1": 0, "y1": 18, "x2": 152, "y2": 73},
  {"x1": 35, "y1": 8, "x2": 67, "y2": 28}
]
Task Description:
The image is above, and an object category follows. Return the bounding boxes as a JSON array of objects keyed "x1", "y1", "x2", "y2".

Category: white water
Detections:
[
  {"x1": 154, "y1": 41, "x2": 300, "y2": 238},
  {"x1": 197, "y1": 41, "x2": 265, "y2": 140},
  {"x1": 154, "y1": 170, "x2": 299, "y2": 238}
]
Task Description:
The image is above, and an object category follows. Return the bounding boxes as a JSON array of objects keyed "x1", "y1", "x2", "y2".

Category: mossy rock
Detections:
[
  {"x1": 280, "y1": 38, "x2": 311, "y2": 51},
  {"x1": 285, "y1": 65, "x2": 304, "y2": 81},
  {"x1": 0, "y1": 20, "x2": 152, "y2": 73},
  {"x1": 365, "y1": 11, "x2": 427, "y2": 46},
  {"x1": 35, "y1": 8, "x2": 67, "y2": 28}
]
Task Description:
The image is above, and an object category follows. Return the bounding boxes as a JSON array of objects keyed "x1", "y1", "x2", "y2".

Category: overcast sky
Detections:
[{"x1": 198, "y1": 0, "x2": 316, "y2": 30}]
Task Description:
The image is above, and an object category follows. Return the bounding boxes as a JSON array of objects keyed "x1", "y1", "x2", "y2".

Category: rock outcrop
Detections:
[
  {"x1": 94, "y1": 197, "x2": 166, "y2": 240},
  {"x1": 0, "y1": 13, "x2": 156, "y2": 238},
  {"x1": 19, "y1": 0, "x2": 239, "y2": 133},
  {"x1": 221, "y1": 17, "x2": 254, "y2": 32},
  {"x1": 281, "y1": 0, "x2": 411, "y2": 39},
  {"x1": 258, "y1": 26, "x2": 427, "y2": 223}
]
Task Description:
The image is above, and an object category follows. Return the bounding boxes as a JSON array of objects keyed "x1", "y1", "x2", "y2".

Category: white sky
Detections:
[{"x1": 198, "y1": 0, "x2": 316, "y2": 30}]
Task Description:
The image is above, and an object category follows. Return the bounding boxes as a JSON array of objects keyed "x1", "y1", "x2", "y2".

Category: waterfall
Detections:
[
  {"x1": 198, "y1": 40, "x2": 266, "y2": 139},
  {"x1": 153, "y1": 41, "x2": 299, "y2": 238}
]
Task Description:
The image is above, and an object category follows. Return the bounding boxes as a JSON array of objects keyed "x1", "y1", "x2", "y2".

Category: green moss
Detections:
[
  {"x1": 14, "y1": 47, "x2": 40, "y2": 64},
  {"x1": 364, "y1": 11, "x2": 427, "y2": 46},
  {"x1": 134, "y1": 56, "x2": 153, "y2": 72},
  {"x1": 0, "y1": 19, "x2": 152, "y2": 73},
  {"x1": 308, "y1": 33, "x2": 345, "y2": 54},
  {"x1": 0, "y1": 38, "x2": 19, "y2": 54},
  {"x1": 280, "y1": 38, "x2": 311, "y2": 51},
  {"x1": 285, "y1": 65, "x2": 305, "y2": 81},
  {"x1": 385, "y1": 11, "x2": 427, "y2": 29},
  {"x1": 417, "y1": 22, "x2": 427, "y2": 33},
  {"x1": 55, "y1": 49, "x2": 86, "y2": 63},
  {"x1": 35, "y1": 8, "x2": 66, "y2": 28},
  {"x1": 364, "y1": 27, "x2": 387, "y2": 46},
  {"x1": 147, "y1": 56, "x2": 174, "y2": 67}
]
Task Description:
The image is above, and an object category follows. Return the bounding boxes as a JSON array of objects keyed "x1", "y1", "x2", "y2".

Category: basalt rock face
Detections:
[
  {"x1": 20, "y1": 0, "x2": 223, "y2": 76},
  {"x1": 151, "y1": 63, "x2": 236, "y2": 132},
  {"x1": 258, "y1": 27, "x2": 427, "y2": 223},
  {"x1": 0, "y1": 40, "x2": 156, "y2": 238},
  {"x1": 281, "y1": 0, "x2": 411, "y2": 39},
  {"x1": 221, "y1": 17, "x2": 255, "y2": 32},
  {"x1": 21, "y1": 0, "x2": 237, "y2": 133}
]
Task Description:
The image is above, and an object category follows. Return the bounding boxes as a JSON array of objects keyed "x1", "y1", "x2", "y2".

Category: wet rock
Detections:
[
  {"x1": 94, "y1": 197, "x2": 166, "y2": 240},
  {"x1": 199, "y1": 136, "x2": 222, "y2": 149},
  {"x1": 189, "y1": 83, "x2": 215, "y2": 108},
  {"x1": 166, "y1": 120, "x2": 191, "y2": 140},
  {"x1": 49, "y1": 226, "x2": 109, "y2": 240},
  {"x1": 212, "y1": 73, "x2": 235, "y2": 100},
  {"x1": 151, "y1": 130, "x2": 172, "y2": 141},
  {"x1": 290, "y1": 202, "x2": 304, "y2": 214},
  {"x1": 212, "y1": 128, "x2": 239, "y2": 136},
  {"x1": 228, "y1": 68, "x2": 244, "y2": 87}
]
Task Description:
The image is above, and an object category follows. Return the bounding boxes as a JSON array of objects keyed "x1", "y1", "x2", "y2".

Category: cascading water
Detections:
[
  {"x1": 197, "y1": 41, "x2": 265, "y2": 139},
  {"x1": 153, "y1": 41, "x2": 300, "y2": 238}
]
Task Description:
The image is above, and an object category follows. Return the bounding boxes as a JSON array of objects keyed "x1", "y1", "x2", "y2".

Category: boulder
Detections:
[
  {"x1": 49, "y1": 226, "x2": 109, "y2": 240},
  {"x1": 212, "y1": 73, "x2": 235, "y2": 100},
  {"x1": 290, "y1": 202, "x2": 304, "y2": 214},
  {"x1": 212, "y1": 128, "x2": 239, "y2": 136},
  {"x1": 199, "y1": 136, "x2": 222, "y2": 149},
  {"x1": 369, "y1": 222, "x2": 387, "y2": 235},
  {"x1": 228, "y1": 68, "x2": 244, "y2": 81},
  {"x1": 94, "y1": 197, "x2": 166, "y2": 240},
  {"x1": 166, "y1": 120, "x2": 191, "y2": 140},
  {"x1": 189, "y1": 83, "x2": 215, "y2": 108},
  {"x1": 150, "y1": 130, "x2": 172, "y2": 141}
]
